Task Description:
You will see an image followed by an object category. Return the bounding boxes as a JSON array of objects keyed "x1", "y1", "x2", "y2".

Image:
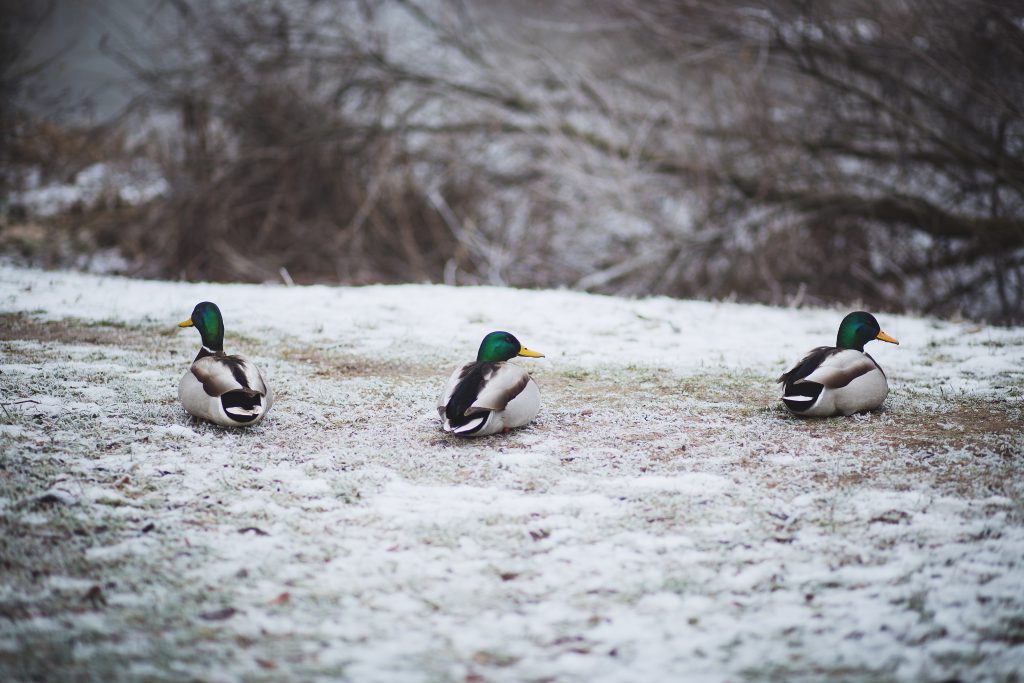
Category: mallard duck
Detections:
[
  {"x1": 778, "y1": 311, "x2": 899, "y2": 417},
  {"x1": 438, "y1": 331, "x2": 544, "y2": 436},
  {"x1": 177, "y1": 302, "x2": 273, "y2": 427}
]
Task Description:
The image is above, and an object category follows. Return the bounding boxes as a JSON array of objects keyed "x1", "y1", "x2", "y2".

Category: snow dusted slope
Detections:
[
  {"x1": 1, "y1": 265, "x2": 1022, "y2": 683},
  {"x1": 5, "y1": 265, "x2": 1021, "y2": 392}
]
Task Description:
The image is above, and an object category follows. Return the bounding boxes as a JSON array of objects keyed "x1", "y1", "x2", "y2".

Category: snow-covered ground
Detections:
[{"x1": 1, "y1": 265, "x2": 1022, "y2": 682}]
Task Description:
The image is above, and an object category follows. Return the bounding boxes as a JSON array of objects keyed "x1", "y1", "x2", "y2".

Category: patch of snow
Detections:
[
  {"x1": 7, "y1": 161, "x2": 168, "y2": 217},
  {"x1": 0, "y1": 364, "x2": 42, "y2": 376}
]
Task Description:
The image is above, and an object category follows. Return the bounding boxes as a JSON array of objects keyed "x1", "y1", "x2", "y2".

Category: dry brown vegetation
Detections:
[{"x1": 3, "y1": 0, "x2": 1024, "y2": 322}]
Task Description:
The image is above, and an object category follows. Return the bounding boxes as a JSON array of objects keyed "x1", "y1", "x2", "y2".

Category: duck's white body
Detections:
[
  {"x1": 179, "y1": 350, "x2": 273, "y2": 427},
  {"x1": 780, "y1": 348, "x2": 888, "y2": 417},
  {"x1": 438, "y1": 361, "x2": 540, "y2": 436}
]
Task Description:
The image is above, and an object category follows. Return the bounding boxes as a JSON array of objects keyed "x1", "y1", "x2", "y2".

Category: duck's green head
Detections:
[
  {"x1": 179, "y1": 301, "x2": 224, "y2": 351},
  {"x1": 836, "y1": 311, "x2": 899, "y2": 352},
  {"x1": 477, "y1": 331, "x2": 544, "y2": 362}
]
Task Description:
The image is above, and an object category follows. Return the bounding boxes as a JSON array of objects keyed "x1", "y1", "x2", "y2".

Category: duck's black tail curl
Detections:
[
  {"x1": 221, "y1": 390, "x2": 262, "y2": 422},
  {"x1": 781, "y1": 381, "x2": 824, "y2": 413}
]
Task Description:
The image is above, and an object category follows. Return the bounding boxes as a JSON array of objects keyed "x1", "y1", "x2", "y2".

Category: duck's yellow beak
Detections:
[
  {"x1": 518, "y1": 345, "x2": 544, "y2": 358},
  {"x1": 876, "y1": 330, "x2": 899, "y2": 344},
  {"x1": 178, "y1": 319, "x2": 194, "y2": 328}
]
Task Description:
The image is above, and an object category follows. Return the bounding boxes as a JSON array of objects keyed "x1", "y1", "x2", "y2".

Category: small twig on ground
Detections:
[{"x1": 1, "y1": 399, "x2": 41, "y2": 419}]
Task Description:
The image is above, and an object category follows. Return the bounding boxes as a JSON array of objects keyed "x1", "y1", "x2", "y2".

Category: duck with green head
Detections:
[
  {"x1": 778, "y1": 311, "x2": 899, "y2": 417},
  {"x1": 438, "y1": 331, "x2": 545, "y2": 436},
  {"x1": 178, "y1": 301, "x2": 274, "y2": 427}
]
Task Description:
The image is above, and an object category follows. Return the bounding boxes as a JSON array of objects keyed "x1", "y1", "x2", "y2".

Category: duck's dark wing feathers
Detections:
[
  {"x1": 445, "y1": 362, "x2": 493, "y2": 428},
  {"x1": 444, "y1": 361, "x2": 529, "y2": 428},
  {"x1": 777, "y1": 346, "x2": 839, "y2": 386}
]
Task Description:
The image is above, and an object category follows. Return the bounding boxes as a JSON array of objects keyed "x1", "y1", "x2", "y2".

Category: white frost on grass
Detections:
[
  {"x1": 3, "y1": 265, "x2": 1022, "y2": 396},
  {"x1": 0, "y1": 265, "x2": 1022, "y2": 682}
]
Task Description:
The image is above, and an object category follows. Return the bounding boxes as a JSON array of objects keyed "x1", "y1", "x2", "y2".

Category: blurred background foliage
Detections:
[{"x1": 2, "y1": 0, "x2": 1022, "y2": 322}]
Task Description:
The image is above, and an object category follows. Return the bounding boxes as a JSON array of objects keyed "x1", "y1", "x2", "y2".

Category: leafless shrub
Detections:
[
  {"x1": 605, "y1": 0, "x2": 1024, "y2": 320},
  {"x1": 13, "y1": 0, "x2": 1023, "y2": 321}
]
